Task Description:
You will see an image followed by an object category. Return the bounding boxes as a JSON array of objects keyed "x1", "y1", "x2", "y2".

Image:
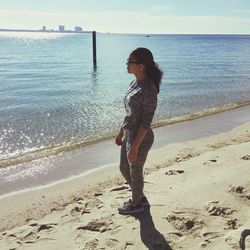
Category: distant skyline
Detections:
[
  {"x1": 0, "y1": 25, "x2": 85, "y2": 33},
  {"x1": 1, "y1": 0, "x2": 250, "y2": 34}
]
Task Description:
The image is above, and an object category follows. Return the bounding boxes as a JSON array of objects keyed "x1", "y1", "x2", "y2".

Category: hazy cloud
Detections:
[
  {"x1": 0, "y1": 9, "x2": 250, "y2": 34},
  {"x1": 151, "y1": 4, "x2": 171, "y2": 13}
]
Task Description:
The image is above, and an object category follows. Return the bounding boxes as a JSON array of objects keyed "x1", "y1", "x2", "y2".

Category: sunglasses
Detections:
[{"x1": 126, "y1": 60, "x2": 139, "y2": 65}]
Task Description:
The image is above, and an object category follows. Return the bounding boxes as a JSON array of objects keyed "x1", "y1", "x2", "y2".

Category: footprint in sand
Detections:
[
  {"x1": 205, "y1": 201, "x2": 236, "y2": 217},
  {"x1": 70, "y1": 206, "x2": 82, "y2": 216},
  {"x1": 77, "y1": 217, "x2": 113, "y2": 233},
  {"x1": 5, "y1": 227, "x2": 36, "y2": 247},
  {"x1": 105, "y1": 238, "x2": 119, "y2": 248},
  {"x1": 84, "y1": 239, "x2": 99, "y2": 250},
  {"x1": 2, "y1": 223, "x2": 57, "y2": 249},
  {"x1": 70, "y1": 204, "x2": 91, "y2": 216},
  {"x1": 165, "y1": 170, "x2": 184, "y2": 176},
  {"x1": 228, "y1": 185, "x2": 246, "y2": 194},
  {"x1": 225, "y1": 218, "x2": 238, "y2": 230},
  {"x1": 34, "y1": 223, "x2": 58, "y2": 242},
  {"x1": 165, "y1": 209, "x2": 204, "y2": 234},
  {"x1": 200, "y1": 231, "x2": 224, "y2": 248},
  {"x1": 84, "y1": 198, "x2": 104, "y2": 210},
  {"x1": 241, "y1": 155, "x2": 250, "y2": 160},
  {"x1": 228, "y1": 185, "x2": 250, "y2": 201}
]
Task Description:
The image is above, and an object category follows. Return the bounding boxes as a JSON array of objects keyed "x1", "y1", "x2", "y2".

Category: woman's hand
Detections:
[
  {"x1": 127, "y1": 146, "x2": 139, "y2": 163},
  {"x1": 115, "y1": 132, "x2": 123, "y2": 146},
  {"x1": 127, "y1": 127, "x2": 148, "y2": 163}
]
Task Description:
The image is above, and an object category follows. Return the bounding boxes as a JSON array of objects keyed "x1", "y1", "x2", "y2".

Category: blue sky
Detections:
[{"x1": 1, "y1": 0, "x2": 250, "y2": 34}]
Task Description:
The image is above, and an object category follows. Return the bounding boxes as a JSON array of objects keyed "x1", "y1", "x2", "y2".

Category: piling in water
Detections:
[{"x1": 92, "y1": 31, "x2": 97, "y2": 66}]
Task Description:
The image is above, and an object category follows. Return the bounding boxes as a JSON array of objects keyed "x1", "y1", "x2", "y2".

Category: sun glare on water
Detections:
[{"x1": 0, "y1": 31, "x2": 74, "y2": 40}]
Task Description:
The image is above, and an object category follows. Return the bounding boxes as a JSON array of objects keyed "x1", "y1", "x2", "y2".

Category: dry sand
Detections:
[{"x1": 0, "y1": 122, "x2": 250, "y2": 250}]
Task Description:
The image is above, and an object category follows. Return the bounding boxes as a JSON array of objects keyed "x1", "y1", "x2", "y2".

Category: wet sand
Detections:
[{"x1": 1, "y1": 105, "x2": 250, "y2": 196}]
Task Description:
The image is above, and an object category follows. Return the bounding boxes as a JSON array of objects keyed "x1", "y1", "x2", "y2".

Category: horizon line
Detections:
[{"x1": 0, "y1": 27, "x2": 250, "y2": 36}]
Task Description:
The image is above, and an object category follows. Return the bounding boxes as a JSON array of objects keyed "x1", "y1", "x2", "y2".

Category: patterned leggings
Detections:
[{"x1": 119, "y1": 128, "x2": 154, "y2": 205}]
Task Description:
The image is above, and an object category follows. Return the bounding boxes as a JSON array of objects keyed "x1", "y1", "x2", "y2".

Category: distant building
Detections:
[
  {"x1": 42, "y1": 26, "x2": 46, "y2": 31},
  {"x1": 74, "y1": 26, "x2": 83, "y2": 32},
  {"x1": 59, "y1": 25, "x2": 65, "y2": 32}
]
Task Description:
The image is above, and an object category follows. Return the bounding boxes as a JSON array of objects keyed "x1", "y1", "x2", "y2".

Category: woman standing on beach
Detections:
[{"x1": 115, "y1": 47, "x2": 163, "y2": 215}]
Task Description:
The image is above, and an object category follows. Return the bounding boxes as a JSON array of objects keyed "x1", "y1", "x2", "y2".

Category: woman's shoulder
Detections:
[
  {"x1": 130, "y1": 79, "x2": 137, "y2": 85},
  {"x1": 141, "y1": 78, "x2": 157, "y2": 93}
]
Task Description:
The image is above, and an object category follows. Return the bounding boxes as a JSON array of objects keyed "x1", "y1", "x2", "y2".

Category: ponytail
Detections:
[{"x1": 146, "y1": 62, "x2": 163, "y2": 93}]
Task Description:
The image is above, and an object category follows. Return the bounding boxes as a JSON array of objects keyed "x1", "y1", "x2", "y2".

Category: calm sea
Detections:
[{"x1": 1, "y1": 32, "x2": 250, "y2": 168}]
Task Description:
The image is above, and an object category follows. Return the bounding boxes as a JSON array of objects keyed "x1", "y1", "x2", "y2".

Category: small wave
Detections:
[
  {"x1": 1, "y1": 100, "x2": 250, "y2": 169},
  {"x1": 153, "y1": 100, "x2": 250, "y2": 128}
]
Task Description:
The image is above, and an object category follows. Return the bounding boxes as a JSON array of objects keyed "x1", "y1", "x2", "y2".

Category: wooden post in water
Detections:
[{"x1": 92, "y1": 31, "x2": 97, "y2": 66}]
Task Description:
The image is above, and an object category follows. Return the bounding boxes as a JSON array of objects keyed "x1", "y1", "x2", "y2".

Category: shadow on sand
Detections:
[
  {"x1": 131, "y1": 205, "x2": 173, "y2": 250},
  {"x1": 240, "y1": 229, "x2": 250, "y2": 250}
]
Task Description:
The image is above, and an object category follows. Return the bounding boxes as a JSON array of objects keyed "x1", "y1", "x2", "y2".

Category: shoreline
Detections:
[
  {"x1": 0, "y1": 119, "x2": 249, "y2": 249},
  {"x1": 1, "y1": 100, "x2": 250, "y2": 169},
  {"x1": 1, "y1": 104, "x2": 250, "y2": 197}
]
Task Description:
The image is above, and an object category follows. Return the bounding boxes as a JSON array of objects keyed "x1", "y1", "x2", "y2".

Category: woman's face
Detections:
[{"x1": 126, "y1": 54, "x2": 139, "y2": 74}]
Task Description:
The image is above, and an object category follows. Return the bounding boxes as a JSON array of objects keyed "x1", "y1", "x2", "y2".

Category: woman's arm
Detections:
[{"x1": 128, "y1": 83, "x2": 157, "y2": 163}]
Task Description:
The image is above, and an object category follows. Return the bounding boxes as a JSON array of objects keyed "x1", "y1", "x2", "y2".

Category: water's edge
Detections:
[
  {"x1": 1, "y1": 104, "x2": 250, "y2": 197},
  {"x1": 1, "y1": 100, "x2": 250, "y2": 169}
]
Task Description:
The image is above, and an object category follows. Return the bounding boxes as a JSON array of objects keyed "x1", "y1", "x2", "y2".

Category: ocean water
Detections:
[{"x1": 1, "y1": 32, "x2": 250, "y2": 168}]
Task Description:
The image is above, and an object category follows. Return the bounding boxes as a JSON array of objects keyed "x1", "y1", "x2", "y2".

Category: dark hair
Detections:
[{"x1": 131, "y1": 47, "x2": 163, "y2": 93}]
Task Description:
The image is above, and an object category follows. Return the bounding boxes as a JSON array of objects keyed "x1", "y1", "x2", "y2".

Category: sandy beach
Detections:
[{"x1": 0, "y1": 119, "x2": 250, "y2": 249}]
